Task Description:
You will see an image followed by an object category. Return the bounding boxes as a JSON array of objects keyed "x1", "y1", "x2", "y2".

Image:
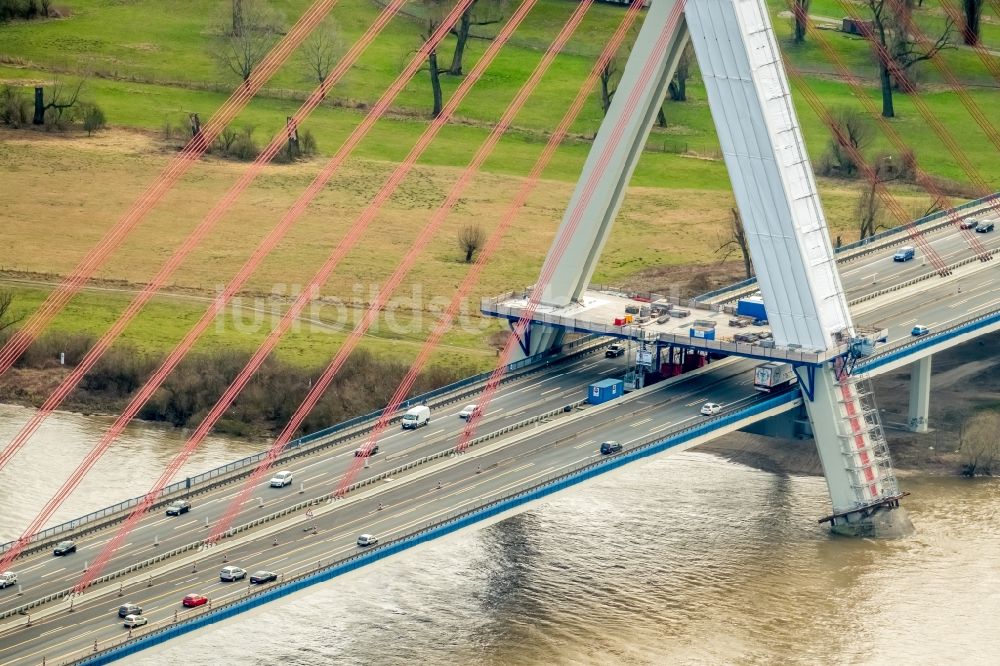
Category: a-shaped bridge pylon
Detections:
[{"x1": 500, "y1": 0, "x2": 912, "y2": 536}]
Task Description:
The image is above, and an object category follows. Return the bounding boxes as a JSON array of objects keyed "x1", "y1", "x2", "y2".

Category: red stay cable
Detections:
[
  {"x1": 0, "y1": 0, "x2": 342, "y2": 376},
  {"x1": 73, "y1": 0, "x2": 538, "y2": 591},
  {"x1": 0, "y1": 0, "x2": 408, "y2": 474}
]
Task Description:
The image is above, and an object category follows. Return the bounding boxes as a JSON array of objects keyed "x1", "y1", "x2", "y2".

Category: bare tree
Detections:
[
  {"x1": 458, "y1": 224, "x2": 486, "y2": 263},
  {"x1": 415, "y1": 0, "x2": 454, "y2": 118},
  {"x1": 960, "y1": 410, "x2": 1000, "y2": 476},
  {"x1": 213, "y1": 0, "x2": 283, "y2": 83},
  {"x1": 792, "y1": 0, "x2": 811, "y2": 44},
  {"x1": 599, "y1": 56, "x2": 619, "y2": 116},
  {"x1": 961, "y1": 0, "x2": 983, "y2": 45},
  {"x1": 667, "y1": 43, "x2": 694, "y2": 101},
  {"x1": 34, "y1": 79, "x2": 85, "y2": 128},
  {"x1": 448, "y1": 0, "x2": 478, "y2": 76},
  {"x1": 821, "y1": 107, "x2": 875, "y2": 177},
  {"x1": 861, "y1": 0, "x2": 954, "y2": 118},
  {"x1": 301, "y1": 20, "x2": 341, "y2": 87},
  {"x1": 716, "y1": 208, "x2": 754, "y2": 279},
  {"x1": 0, "y1": 85, "x2": 29, "y2": 127},
  {"x1": 81, "y1": 102, "x2": 106, "y2": 136},
  {"x1": 447, "y1": 0, "x2": 507, "y2": 75},
  {"x1": 0, "y1": 290, "x2": 23, "y2": 333},
  {"x1": 856, "y1": 178, "x2": 883, "y2": 240}
]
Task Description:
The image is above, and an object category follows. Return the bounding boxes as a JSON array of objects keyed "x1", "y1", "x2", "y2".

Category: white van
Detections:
[{"x1": 401, "y1": 405, "x2": 430, "y2": 429}]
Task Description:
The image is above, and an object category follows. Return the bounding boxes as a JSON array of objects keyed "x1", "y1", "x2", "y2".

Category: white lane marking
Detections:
[
  {"x1": 573, "y1": 439, "x2": 595, "y2": 449},
  {"x1": 630, "y1": 417, "x2": 652, "y2": 428},
  {"x1": 647, "y1": 422, "x2": 674, "y2": 435},
  {"x1": 40, "y1": 567, "x2": 66, "y2": 578},
  {"x1": 540, "y1": 387, "x2": 562, "y2": 396},
  {"x1": 684, "y1": 397, "x2": 705, "y2": 407}
]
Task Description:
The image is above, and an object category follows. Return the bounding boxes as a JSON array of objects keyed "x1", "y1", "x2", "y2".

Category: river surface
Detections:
[
  {"x1": 0, "y1": 404, "x2": 260, "y2": 542},
  {"x1": 3, "y1": 405, "x2": 1000, "y2": 664}
]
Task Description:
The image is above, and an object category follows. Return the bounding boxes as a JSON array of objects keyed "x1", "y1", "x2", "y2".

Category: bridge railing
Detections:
[
  {"x1": 0, "y1": 334, "x2": 606, "y2": 556},
  {"x1": 74, "y1": 389, "x2": 800, "y2": 665},
  {"x1": 692, "y1": 191, "x2": 999, "y2": 304},
  {"x1": 857, "y1": 306, "x2": 1000, "y2": 374}
]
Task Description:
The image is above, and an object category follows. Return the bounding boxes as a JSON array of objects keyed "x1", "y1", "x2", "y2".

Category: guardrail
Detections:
[
  {"x1": 692, "y1": 191, "x2": 999, "y2": 305},
  {"x1": 71, "y1": 390, "x2": 798, "y2": 666},
  {"x1": 857, "y1": 306, "x2": 1000, "y2": 374},
  {"x1": 0, "y1": 334, "x2": 606, "y2": 557},
  {"x1": 482, "y1": 284, "x2": 720, "y2": 317},
  {"x1": 0, "y1": 397, "x2": 589, "y2": 623}
]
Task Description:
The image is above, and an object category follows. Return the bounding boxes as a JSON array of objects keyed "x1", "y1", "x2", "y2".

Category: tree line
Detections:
[{"x1": 0, "y1": 327, "x2": 472, "y2": 439}]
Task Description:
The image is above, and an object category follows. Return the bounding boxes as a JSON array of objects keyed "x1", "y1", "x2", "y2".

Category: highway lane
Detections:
[
  {"x1": 808, "y1": 215, "x2": 1000, "y2": 300},
  {"x1": 0, "y1": 361, "x2": 764, "y2": 665},
  {"x1": 3, "y1": 225, "x2": 999, "y2": 617},
  {"x1": 2, "y1": 221, "x2": 999, "y2": 661},
  {"x1": 2, "y1": 271, "x2": 999, "y2": 663},
  {"x1": 0, "y1": 348, "x2": 633, "y2": 612}
]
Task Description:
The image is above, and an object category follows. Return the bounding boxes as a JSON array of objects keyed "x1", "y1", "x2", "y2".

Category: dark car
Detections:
[
  {"x1": 53, "y1": 540, "x2": 76, "y2": 556},
  {"x1": 118, "y1": 603, "x2": 142, "y2": 618},
  {"x1": 600, "y1": 440, "x2": 623, "y2": 455},
  {"x1": 976, "y1": 221, "x2": 995, "y2": 233},
  {"x1": 959, "y1": 218, "x2": 979, "y2": 230},
  {"x1": 165, "y1": 500, "x2": 191, "y2": 516},
  {"x1": 605, "y1": 343, "x2": 626, "y2": 358},
  {"x1": 250, "y1": 570, "x2": 278, "y2": 584},
  {"x1": 354, "y1": 445, "x2": 379, "y2": 457}
]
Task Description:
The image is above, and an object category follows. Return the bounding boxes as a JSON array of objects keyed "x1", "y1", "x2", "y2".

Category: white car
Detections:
[
  {"x1": 269, "y1": 470, "x2": 293, "y2": 488},
  {"x1": 700, "y1": 402, "x2": 722, "y2": 416},
  {"x1": 458, "y1": 404, "x2": 479, "y2": 419},
  {"x1": 357, "y1": 534, "x2": 378, "y2": 547},
  {"x1": 0, "y1": 571, "x2": 17, "y2": 589},
  {"x1": 219, "y1": 566, "x2": 247, "y2": 582},
  {"x1": 123, "y1": 614, "x2": 148, "y2": 628}
]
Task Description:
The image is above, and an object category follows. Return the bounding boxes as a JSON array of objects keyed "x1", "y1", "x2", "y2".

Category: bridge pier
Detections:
[
  {"x1": 803, "y1": 366, "x2": 913, "y2": 538},
  {"x1": 908, "y1": 355, "x2": 932, "y2": 433}
]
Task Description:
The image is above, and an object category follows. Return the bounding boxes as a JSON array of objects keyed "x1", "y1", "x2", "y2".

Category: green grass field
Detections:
[{"x1": 0, "y1": 0, "x2": 998, "y2": 370}]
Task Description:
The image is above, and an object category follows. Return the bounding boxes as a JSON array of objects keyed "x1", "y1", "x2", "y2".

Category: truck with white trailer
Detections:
[{"x1": 753, "y1": 362, "x2": 797, "y2": 393}]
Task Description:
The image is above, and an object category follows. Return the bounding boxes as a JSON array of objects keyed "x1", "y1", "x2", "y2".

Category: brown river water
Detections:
[{"x1": 2, "y1": 404, "x2": 999, "y2": 664}]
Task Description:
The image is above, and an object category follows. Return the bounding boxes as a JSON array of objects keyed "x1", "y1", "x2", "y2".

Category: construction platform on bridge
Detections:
[{"x1": 482, "y1": 285, "x2": 849, "y2": 367}]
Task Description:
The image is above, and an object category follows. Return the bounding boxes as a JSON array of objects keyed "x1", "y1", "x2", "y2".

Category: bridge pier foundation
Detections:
[
  {"x1": 907, "y1": 355, "x2": 932, "y2": 433},
  {"x1": 803, "y1": 366, "x2": 913, "y2": 538}
]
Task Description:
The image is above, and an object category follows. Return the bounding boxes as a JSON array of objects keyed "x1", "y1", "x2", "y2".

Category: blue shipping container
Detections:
[
  {"x1": 588, "y1": 378, "x2": 624, "y2": 405},
  {"x1": 690, "y1": 326, "x2": 716, "y2": 340},
  {"x1": 736, "y1": 297, "x2": 767, "y2": 320}
]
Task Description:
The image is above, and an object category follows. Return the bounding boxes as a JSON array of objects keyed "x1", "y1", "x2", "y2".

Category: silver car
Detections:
[{"x1": 219, "y1": 566, "x2": 247, "y2": 582}]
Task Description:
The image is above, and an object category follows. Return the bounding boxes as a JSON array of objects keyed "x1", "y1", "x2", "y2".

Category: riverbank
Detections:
[
  {"x1": 696, "y1": 335, "x2": 1000, "y2": 478},
  {"x1": 1, "y1": 326, "x2": 995, "y2": 475}
]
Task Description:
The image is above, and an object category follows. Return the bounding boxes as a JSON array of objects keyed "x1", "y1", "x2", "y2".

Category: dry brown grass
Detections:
[{"x1": 0, "y1": 127, "x2": 940, "y2": 305}]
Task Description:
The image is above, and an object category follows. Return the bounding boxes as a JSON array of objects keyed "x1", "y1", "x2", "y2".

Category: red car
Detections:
[{"x1": 182, "y1": 593, "x2": 208, "y2": 608}]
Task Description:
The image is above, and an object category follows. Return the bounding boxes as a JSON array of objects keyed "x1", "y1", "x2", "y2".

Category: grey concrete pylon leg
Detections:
[
  {"x1": 535, "y1": 0, "x2": 689, "y2": 310},
  {"x1": 908, "y1": 355, "x2": 932, "y2": 433}
]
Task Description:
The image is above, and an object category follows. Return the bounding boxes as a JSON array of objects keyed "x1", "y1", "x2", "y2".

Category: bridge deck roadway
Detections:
[
  {"x1": 1, "y1": 222, "x2": 999, "y2": 663},
  {"x1": 484, "y1": 209, "x2": 1000, "y2": 359}
]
